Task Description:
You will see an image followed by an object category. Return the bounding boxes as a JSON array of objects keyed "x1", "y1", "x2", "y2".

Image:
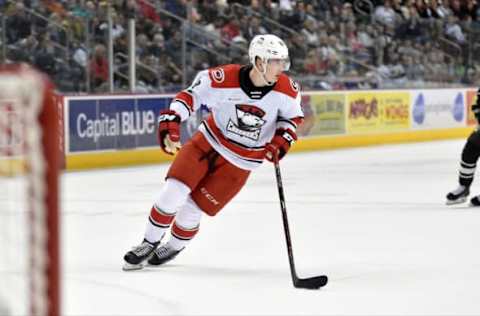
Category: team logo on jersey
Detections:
[
  {"x1": 289, "y1": 79, "x2": 299, "y2": 92},
  {"x1": 227, "y1": 104, "x2": 266, "y2": 141},
  {"x1": 211, "y1": 68, "x2": 225, "y2": 83}
]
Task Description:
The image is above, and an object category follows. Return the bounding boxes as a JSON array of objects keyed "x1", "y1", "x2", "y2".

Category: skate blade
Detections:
[
  {"x1": 446, "y1": 197, "x2": 467, "y2": 205},
  {"x1": 122, "y1": 262, "x2": 145, "y2": 271}
]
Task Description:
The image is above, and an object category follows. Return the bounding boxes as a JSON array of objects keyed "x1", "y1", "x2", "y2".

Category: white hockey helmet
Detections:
[{"x1": 248, "y1": 34, "x2": 290, "y2": 71}]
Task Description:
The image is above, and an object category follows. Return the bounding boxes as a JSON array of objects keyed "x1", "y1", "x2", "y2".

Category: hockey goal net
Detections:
[{"x1": 0, "y1": 65, "x2": 60, "y2": 316}]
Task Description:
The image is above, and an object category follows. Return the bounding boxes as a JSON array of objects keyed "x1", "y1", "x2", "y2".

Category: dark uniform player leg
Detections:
[
  {"x1": 466, "y1": 91, "x2": 480, "y2": 206},
  {"x1": 446, "y1": 130, "x2": 480, "y2": 205},
  {"x1": 467, "y1": 131, "x2": 480, "y2": 205}
]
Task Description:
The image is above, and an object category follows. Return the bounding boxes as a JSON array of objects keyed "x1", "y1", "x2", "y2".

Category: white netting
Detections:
[{"x1": 0, "y1": 66, "x2": 52, "y2": 316}]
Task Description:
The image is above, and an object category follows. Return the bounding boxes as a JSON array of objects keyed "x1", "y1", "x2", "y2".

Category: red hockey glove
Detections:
[
  {"x1": 265, "y1": 128, "x2": 297, "y2": 163},
  {"x1": 157, "y1": 110, "x2": 181, "y2": 155}
]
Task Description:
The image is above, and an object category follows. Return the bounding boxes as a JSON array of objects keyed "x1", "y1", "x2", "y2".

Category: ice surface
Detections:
[{"x1": 61, "y1": 139, "x2": 480, "y2": 315}]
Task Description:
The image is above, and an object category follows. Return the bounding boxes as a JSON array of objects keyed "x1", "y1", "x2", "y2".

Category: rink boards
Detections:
[{"x1": 61, "y1": 88, "x2": 478, "y2": 170}]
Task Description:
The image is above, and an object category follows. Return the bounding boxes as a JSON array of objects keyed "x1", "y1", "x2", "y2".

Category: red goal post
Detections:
[{"x1": 0, "y1": 64, "x2": 60, "y2": 316}]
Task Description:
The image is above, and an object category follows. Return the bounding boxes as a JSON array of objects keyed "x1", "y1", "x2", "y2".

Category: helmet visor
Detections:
[{"x1": 267, "y1": 58, "x2": 291, "y2": 71}]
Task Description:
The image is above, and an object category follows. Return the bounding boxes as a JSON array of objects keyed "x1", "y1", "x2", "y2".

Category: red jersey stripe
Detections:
[
  {"x1": 290, "y1": 116, "x2": 304, "y2": 126},
  {"x1": 175, "y1": 91, "x2": 194, "y2": 112}
]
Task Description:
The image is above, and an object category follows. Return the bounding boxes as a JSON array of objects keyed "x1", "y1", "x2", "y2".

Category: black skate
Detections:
[
  {"x1": 147, "y1": 244, "x2": 184, "y2": 266},
  {"x1": 470, "y1": 195, "x2": 480, "y2": 206},
  {"x1": 123, "y1": 239, "x2": 159, "y2": 271},
  {"x1": 446, "y1": 185, "x2": 470, "y2": 205}
]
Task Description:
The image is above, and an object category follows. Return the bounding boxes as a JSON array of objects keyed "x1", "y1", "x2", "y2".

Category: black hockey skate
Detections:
[
  {"x1": 470, "y1": 195, "x2": 480, "y2": 206},
  {"x1": 446, "y1": 185, "x2": 470, "y2": 205},
  {"x1": 147, "y1": 244, "x2": 184, "y2": 266},
  {"x1": 123, "y1": 239, "x2": 159, "y2": 271}
]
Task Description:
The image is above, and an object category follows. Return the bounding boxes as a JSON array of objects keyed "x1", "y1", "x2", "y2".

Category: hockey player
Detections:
[
  {"x1": 446, "y1": 88, "x2": 480, "y2": 206},
  {"x1": 123, "y1": 34, "x2": 304, "y2": 270}
]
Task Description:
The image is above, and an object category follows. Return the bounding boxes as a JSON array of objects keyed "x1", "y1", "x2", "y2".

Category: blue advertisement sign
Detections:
[
  {"x1": 453, "y1": 92, "x2": 464, "y2": 122},
  {"x1": 68, "y1": 96, "x2": 171, "y2": 153},
  {"x1": 413, "y1": 93, "x2": 425, "y2": 125}
]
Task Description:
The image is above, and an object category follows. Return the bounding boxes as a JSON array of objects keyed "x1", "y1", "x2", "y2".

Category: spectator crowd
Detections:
[{"x1": 1, "y1": 0, "x2": 480, "y2": 93}]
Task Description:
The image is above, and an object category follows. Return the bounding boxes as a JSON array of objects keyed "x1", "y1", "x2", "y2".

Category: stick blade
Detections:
[{"x1": 294, "y1": 275, "x2": 328, "y2": 289}]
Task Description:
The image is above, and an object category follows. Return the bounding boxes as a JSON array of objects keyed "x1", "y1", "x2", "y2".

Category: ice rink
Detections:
[{"x1": 61, "y1": 139, "x2": 480, "y2": 315}]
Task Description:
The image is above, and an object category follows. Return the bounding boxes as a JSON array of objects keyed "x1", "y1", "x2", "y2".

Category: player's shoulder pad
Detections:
[
  {"x1": 273, "y1": 73, "x2": 300, "y2": 99},
  {"x1": 208, "y1": 64, "x2": 241, "y2": 88}
]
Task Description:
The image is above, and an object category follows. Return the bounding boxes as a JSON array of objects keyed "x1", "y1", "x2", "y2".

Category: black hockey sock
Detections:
[{"x1": 459, "y1": 132, "x2": 480, "y2": 186}]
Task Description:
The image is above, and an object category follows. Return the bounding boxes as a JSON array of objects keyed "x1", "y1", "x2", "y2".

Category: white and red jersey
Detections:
[{"x1": 169, "y1": 64, "x2": 304, "y2": 171}]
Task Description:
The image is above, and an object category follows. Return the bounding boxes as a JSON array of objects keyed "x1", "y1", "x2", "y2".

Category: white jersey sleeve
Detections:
[
  {"x1": 169, "y1": 70, "x2": 212, "y2": 121},
  {"x1": 275, "y1": 81, "x2": 304, "y2": 133}
]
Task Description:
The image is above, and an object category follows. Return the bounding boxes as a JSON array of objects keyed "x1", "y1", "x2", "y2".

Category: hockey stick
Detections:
[{"x1": 273, "y1": 153, "x2": 328, "y2": 289}]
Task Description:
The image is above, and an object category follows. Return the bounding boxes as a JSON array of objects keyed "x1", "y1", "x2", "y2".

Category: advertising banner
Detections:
[
  {"x1": 66, "y1": 96, "x2": 171, "y2": 153},
  {"x1": 466, "y1": 89, "x2": 477, "y2": 126},
  {"x1": 297, "y1": 95, "x2": 314, "y2": 136},
  {"x1": 307, "y1": 94, "x2": 346, "y2": 136},
  {"x1": 346, "y1": 91, "x2": 410, "y2": 133},
  {"x1": 411, "y1": 90, "x2": 465, "y2": 129}
]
